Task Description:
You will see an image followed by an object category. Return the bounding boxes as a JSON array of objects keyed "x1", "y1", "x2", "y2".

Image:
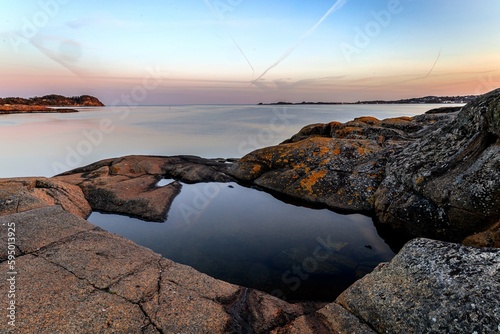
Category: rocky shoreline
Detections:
[
  {"x1": 0, "y1": 105, "x2": 79, "y2": 114},
  {"x1": 0, "y1": 89, "x2": 499, "y2": 332}
]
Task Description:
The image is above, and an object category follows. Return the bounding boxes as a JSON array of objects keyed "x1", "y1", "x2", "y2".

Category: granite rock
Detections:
[
  {"x1": 336, "y1": 238, "x2": 500, "y2": 333},
  {"x1": 0, "y1": 177, "x2": 91, "y2": 218},
  {"x1": 374, "y1": 88, "x2": 500, "y2": 241}
]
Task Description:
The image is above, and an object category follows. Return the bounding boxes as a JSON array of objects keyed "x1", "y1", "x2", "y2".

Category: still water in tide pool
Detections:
[{"x1": 89, "y1": 181, "x2": 395, "y2": 302}]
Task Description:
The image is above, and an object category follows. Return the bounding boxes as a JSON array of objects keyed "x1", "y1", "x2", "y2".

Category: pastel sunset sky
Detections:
[{"x1": 1, "y1": 0, "x2": 499, "y2": 104}]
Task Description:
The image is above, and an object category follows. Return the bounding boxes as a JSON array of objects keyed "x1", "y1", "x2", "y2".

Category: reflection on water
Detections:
[{"x1": 89, "y1": 182, "x2": 395, "y2": 302}]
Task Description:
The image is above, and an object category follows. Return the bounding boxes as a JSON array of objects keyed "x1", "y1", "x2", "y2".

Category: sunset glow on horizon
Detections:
[{"x1": 1, "y1": 0, "x2": 499, "y2": 104}]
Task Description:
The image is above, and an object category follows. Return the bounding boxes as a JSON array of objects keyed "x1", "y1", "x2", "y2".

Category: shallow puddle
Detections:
[{"x1": 89, "y1": 182, "x2": 395, "y2": 301}]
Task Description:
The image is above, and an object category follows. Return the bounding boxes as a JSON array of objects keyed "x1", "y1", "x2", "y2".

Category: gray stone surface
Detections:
[
  {"x1": 375, "y1": 89, "x2": 500, "y2": 241},
  {"x1": 336, "y1": 238, "x2": 500, "y2": 334}
]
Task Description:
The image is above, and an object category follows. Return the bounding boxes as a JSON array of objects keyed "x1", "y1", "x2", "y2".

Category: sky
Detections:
[{"x1": 0, "y1": 0, "x2": 499, "y2": 104}]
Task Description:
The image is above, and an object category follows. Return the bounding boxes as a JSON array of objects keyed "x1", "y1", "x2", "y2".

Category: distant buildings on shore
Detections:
[{"x1": 259, "y1": 95, "x2": 477, "y2": 105}]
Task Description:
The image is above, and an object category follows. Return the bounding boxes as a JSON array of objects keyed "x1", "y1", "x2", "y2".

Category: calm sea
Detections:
[
  {"x1": 0, "y1": 104, "x2": 459, "y2": 178},
  {"x1": 0, "y1": 104, "x2": 462, "y2": 301}
]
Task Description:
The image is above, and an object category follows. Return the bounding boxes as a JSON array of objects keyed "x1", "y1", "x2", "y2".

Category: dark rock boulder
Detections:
[
  {"x1": 374, "y1": 88, "x2": 500, "y2": 242},
  {"x1": 336, "y1": 238, "x2": 500, "y2": 333},
  {"x1": 55, "y1": 155, "x2": 234, "y2": 221},
  {"x1": 229, "y1": 114, "x2": 454, "y2": 213}
]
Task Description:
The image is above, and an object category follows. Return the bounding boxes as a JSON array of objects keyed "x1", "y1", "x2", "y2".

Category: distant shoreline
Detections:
[{"x1": 258, "y1": 94, "x2": 476, "y2": 106}]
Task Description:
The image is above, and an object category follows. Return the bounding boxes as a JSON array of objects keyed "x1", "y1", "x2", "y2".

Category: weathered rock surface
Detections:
[
  {"x1": 0, "y1": 177, "x2": 91, "y2": 218},
  {"x1": 55, "y1": 155, "x2": 234, "y2": 221},
  {"x1": 229, "y1": 112, "x2": 457, "y2": 213},
  {"x1": 336, "y1": 238, "x2": 500, "y2": 334},
  {"x1": 375, "y1": 88, "x2": 500, "y2": 241},
  {"x1": 0, "y1": 91, "x2": 498, "y2": 332}
]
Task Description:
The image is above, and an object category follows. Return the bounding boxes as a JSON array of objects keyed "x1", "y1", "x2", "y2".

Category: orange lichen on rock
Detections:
[
  {"x1": 251, "y1": 164, "x2": 262, "y2": 175},
  {"x1": 357, "y1": 146, "x2": 367, "y2": 156},
  {"x1": 300, "y1": 169, "x2": 328, "y2": 194},
  {"x1": 313, "y1": 144, "x2": 332, "y2": 157},
  {"x1": 354, "y1": 116, "x2": 381, "y2": 125}
]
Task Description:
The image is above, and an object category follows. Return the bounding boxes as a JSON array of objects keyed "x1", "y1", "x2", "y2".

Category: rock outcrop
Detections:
[
  {"x1": 375, "y1": 88, "x2": 500, "y2": 242},
  {"x1": 0, "y1": 90, "x2": 499, "y2": 332},
  {"x1": 230, "y1": 89, "x2": 500, "y2": 243},
  {"x1": 0, "y1": 177, "x2": 91, "y2": 218},
  {"x1": 229, "y1": 112, "x2": 456, "y2": 213},
  {"x1": 55, "y1": 155, "x2": 234, "y2": 221},
  {"x1": 336, "y1": 238, "x2": 500, "y2": 334},
  {"x1": 0, "y1": 94, "x2": 104, "y2": 114}
]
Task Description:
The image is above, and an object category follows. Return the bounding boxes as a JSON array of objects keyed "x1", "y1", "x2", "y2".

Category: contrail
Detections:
[
  {"x1": 252, "y1": 0, "x2": 347, "y2": 83},
  {"x1": 230, "y1": 36, "x2": 255, "y2": 79},
  {"x1": 425, "y1": 48, "x2": 442, "y2": 78}
]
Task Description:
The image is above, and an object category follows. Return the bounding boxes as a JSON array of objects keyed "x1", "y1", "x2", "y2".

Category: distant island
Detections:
[
  {"x1": 0, "y1": 94, "x2": 104, "y2": 115},
  {"x1": 259, "y1": 95, "x2": 477, "y2": 105}
]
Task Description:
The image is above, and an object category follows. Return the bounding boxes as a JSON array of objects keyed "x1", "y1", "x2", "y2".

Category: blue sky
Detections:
[{"x1": 1, "y1": 0, "x2": 499, "y2": 104}]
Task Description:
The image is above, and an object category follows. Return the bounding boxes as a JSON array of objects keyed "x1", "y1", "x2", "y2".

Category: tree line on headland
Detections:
[{"x1": 0, "y1": 94, "x2": 104, "y2": 107}]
